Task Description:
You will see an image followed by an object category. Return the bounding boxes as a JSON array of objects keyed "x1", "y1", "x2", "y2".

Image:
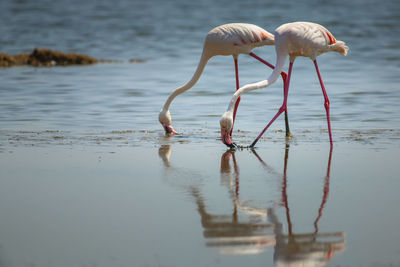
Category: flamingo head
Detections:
[
  {"x1": 159, "y1": 109, "x2": 177, "y2": 135},
  {"x1": 220, "y1": 111, "x2": 235, "y2": 148}
]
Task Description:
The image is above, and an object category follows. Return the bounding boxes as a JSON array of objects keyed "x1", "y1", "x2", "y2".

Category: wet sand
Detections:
[{"x1": 0, "y1": 131, "x2": 399, "y2": 267}]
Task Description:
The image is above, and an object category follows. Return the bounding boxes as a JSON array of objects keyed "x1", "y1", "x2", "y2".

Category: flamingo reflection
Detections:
[
  {"x1": 158, "y1": 145, "x2": 275, "y2": 254},
  {"x1": 194, "y1": 151, "x2": 276, "y2": 255},
  {"x1": 158, "y1": 145, "x2": 172, "y2": 167},
  {"x1": 191, "y1": 186, "x2": 275, "y2": 255},
  {"x1": 253, "y1": 146, "x2": 345, "y2": 266},
  {"x1": 157, "y1": 145, "x2": 344, "y2": 265}
]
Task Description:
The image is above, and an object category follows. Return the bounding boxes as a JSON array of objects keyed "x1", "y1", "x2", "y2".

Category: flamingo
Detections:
[
  {"x1": 220, "y1": 22, "x2": 349, "y2": 147},
  {"x1": 158, "y1": 23, "x2": 290, "y2": 140}
]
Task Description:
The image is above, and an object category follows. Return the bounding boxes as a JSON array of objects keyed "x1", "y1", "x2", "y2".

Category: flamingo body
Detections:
[
  {"x1": 204, "y1": 23, "x2": 275, "y2": 56},
  {"x1": 220, "y1": 22, "x2": 349, "y2": 147},
  {"x1": 159, "y1": 23, "x2": 279, "y2": 136},
  {"x1": 275, "y1": 22, "x2": 347, "y2": 61}
]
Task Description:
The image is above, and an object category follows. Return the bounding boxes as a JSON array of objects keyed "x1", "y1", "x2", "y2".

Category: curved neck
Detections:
[
  {"x1": 162, "y1": 50, "x2": 211, "y2": 111},
  {"x1": 226, "y1": 52, "x2": 287, "y2": 113}
]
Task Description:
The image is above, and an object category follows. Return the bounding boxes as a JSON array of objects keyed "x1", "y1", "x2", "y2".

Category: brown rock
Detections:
[
  {"x1": 0, "y1": 49, "x2": 98, "y2": 67},
  {"x1": 27, "y1": 49, "x2": 98, "y2": 66}
]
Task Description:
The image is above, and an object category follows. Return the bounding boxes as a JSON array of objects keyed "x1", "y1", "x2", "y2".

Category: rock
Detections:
[
  {"x1": 129, "y1": 58, "x2": 146, "y2": 63},
  {"x1": 0, "y1": 49, "x2": 145, "y2": 67},
  {"x1": 27, "y1": 49, "x2": 98, "y2": 66},
  {"x1": 0, "y1": 53, "x2": 28, "y2": 67},
  {"x1": 0, "y1": 49, "x2": 98, "y2": 67}
]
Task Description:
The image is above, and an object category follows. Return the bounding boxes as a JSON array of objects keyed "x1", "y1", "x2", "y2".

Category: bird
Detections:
[
  {"x1": 220, "y1": 22, "x2": 349, "y2": 147},
  {"x1": 158, "y1": 23, "x2": 289, "y2": 141}
]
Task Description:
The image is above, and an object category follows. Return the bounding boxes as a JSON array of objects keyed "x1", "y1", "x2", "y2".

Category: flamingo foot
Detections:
[{"x1": 285, "y1": 131, "x2": 293, "y2": 139}]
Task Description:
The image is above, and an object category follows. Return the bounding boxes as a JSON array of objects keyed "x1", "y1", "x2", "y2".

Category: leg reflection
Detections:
[
  {"x1": 314, "y1": 146, "x2": 333, "y2": 233},
  {"x1": 268, "y1": 145, "x2": 344, "y2": 266}
]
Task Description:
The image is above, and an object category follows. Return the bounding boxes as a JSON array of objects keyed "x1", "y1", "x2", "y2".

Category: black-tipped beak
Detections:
[
  {"x1": 221, "y1": 131, "x2": 235, "y2": 148},
  {"x1": 224, "y1": 141, "x2": 237, "y2": 149}
]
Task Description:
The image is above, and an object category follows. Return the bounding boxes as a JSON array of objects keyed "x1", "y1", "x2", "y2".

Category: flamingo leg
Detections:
[
  {"x1": 249, "y1": 52, "x2": 291, "y2": 137},
  {"x1": 250, "y1": 61, "x2": 294, "y2": 148},
  {"x1": 230, "y1": 56, "x2": 241, "y2": 136},
  {"x1": 313, "y1": 60, "x2": 333, "y2": 145}
]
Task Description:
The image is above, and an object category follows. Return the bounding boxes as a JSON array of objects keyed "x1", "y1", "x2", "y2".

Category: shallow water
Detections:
[
  {"x1": 1, "y1": 0, "x2": 400, "y2": 134},
  {"x1": 1, "y1": 0, "x2": 400, "y2": 266},
  {"x1": 1, "y1": 142, "x2": 400, "y2": 267}
]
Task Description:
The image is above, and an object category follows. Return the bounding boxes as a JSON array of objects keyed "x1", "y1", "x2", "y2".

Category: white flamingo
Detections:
[
  {"x1": 158, "y1": 23, "x2": 289, "y2": 138},
  {"x1": 220, "y1": 22, "x2": 349, "y2": 147}
]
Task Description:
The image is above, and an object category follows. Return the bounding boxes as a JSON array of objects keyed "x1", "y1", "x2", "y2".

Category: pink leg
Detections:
[
  {"x1": 250, "y1": 61, "x2": 294, "y2": 148},
  {"x1": 313, "y1": 60, "x2": 333, "y2": 145},
  {"x1": 249, "y1": 52, "x2": 291, "y2": 137},
  {"x1": 230, "y1": 57, "x2": 241, "y2": 136}
]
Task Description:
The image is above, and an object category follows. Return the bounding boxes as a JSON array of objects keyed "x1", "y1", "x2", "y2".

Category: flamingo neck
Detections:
[
  {"x1": 226, "y1": 52, "x2": 287, "y2": 113},
  {"x1": 162, "y1": 50, "x2": 211, "y2": 112}
]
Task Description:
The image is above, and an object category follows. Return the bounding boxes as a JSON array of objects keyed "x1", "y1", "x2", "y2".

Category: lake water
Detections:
[{"x1": 1, "y1": 0, "x2": 400, "y2": 266}]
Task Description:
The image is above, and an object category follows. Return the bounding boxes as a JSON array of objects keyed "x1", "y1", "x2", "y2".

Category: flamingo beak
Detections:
[
  {"x1": 163, "y1": 124, "x2": 177, "y2": 135},
  {"x1": 221, "y1": 131, "x2": 236, "y2": 148}
]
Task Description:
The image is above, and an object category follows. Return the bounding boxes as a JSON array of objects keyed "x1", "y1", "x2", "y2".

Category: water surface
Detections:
[
  {"x1": 1, "y1": 142, "x2": 400, "y2": 267},
  {"x1": 1, "y1": 0, "x2": 400, "y2": 266},
  {"x1": 1, "y1": 0, "x2": 399, "y2": 134}
]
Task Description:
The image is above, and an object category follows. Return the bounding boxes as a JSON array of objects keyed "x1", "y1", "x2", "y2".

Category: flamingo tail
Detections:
[{"x1": 330, "y1": 41, "x2": 349, "y2": 56}]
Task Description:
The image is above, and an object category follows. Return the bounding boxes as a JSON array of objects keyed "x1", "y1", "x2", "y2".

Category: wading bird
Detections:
[
  {"x1": 220, "y1": 22, "x2": 348, "y2": 147},
  {"x1": 159, "y1": 23, "x2": 289, "y2": 139}
]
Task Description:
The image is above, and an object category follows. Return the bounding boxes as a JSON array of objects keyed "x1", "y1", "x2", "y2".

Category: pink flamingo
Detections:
[
  {"x1": 158, "y1": 23, "x2": 289, "y2": 140},
  {"x1": 220, "y1": 22, "x2": 349, "y2": 147}
]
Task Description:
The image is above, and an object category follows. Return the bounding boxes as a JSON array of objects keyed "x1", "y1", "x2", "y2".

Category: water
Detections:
[
  {"x1": 1, "y1": 0, "x2": 400, "y2": 134},
  {"x1": 0, "y1": 0, "x2": 400, "y2": 266},
  {"x1": 1, "y1": 143, "x2": 399, "y2": 267}
]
